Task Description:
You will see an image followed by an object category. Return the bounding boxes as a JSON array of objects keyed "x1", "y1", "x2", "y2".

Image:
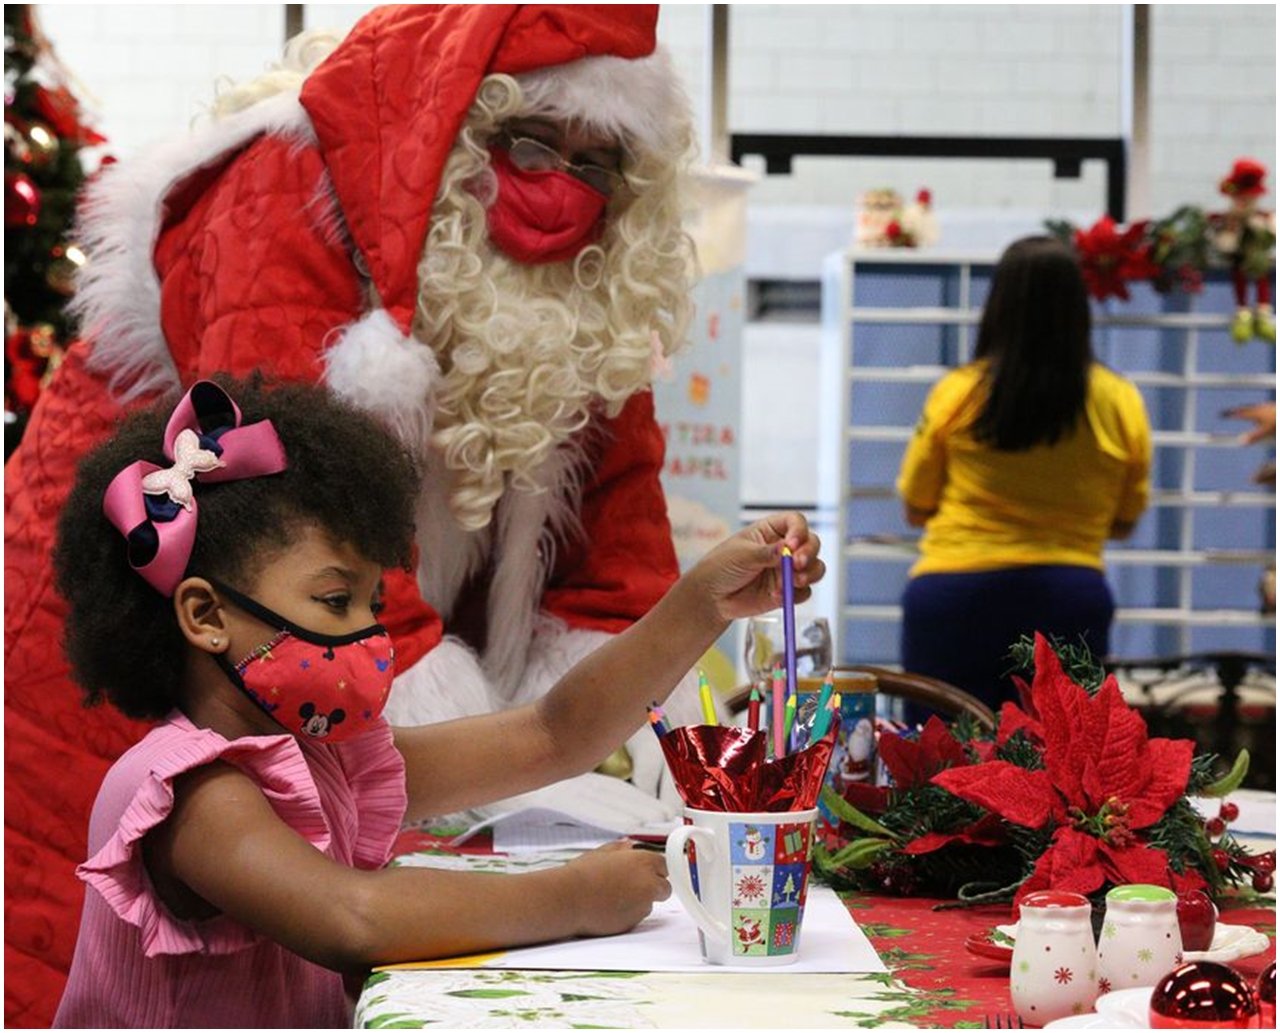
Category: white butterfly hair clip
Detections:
[{"x1": 139, "y1": 428, "x2": 225, "y2": 510}]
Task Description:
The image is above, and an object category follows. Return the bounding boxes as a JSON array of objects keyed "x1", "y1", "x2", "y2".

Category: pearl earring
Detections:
[{"x1": 210, "y1": 637, "x2": 221, "y2": 648}]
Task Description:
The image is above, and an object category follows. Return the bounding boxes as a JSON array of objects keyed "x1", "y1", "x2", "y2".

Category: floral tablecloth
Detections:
[{"x1": 355, "y1": 830, "x2": 1275, "y2": 1029}]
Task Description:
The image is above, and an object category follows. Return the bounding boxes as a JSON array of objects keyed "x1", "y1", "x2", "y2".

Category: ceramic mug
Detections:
[
  {"x1": 665, "y1": 807, "x2": 817, "y2": 965},
  {"x1": 1097, "y1": 883, "x2": 1184, "y2": 992}
]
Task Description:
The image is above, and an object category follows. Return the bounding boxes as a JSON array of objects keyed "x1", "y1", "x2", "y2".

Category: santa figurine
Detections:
[
  {"x1": 1212, "y1": 158, "x2": 1277, "y2": 344},
  {"x1": 4, "y1": 7, "x2": 707, "y2": 1025}
]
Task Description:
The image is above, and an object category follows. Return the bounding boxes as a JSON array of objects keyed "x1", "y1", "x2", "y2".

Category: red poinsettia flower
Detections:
[
  {"x1": 839, "y1": 716, "x2": 974, "y2": 819},
  {"x1": 1220, "y1": 158, "x2": 1267, "y2": 199},
  {"x1": 1074, "y1": 216, "x2": 1159, "y2": 301},
  {"x1": 932, "y1": 634, "x2": 1195, "y2": 907}
]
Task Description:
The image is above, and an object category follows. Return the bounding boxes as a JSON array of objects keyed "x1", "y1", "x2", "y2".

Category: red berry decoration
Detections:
[
  {"x1": 1205, "y1": 816, "x2": 1227, "y2": 838},
  {"x1": 1212, "y1": 848, "x2": 1231, "y2": 872},
  {"x1": 1253, "y1": 871, "x2": 1274, "y2": 893},
  {"x1": 1219, "y1": 801, "x2": 1239, "y2": 822},
  {"x1": 1256, "y1": 852, "x2": 1276, "y2": 874}
]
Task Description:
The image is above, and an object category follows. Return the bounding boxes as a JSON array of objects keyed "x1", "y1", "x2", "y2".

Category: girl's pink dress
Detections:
[{"x1": 53, "y1": 711, "x2": 407, "y2": 1028}]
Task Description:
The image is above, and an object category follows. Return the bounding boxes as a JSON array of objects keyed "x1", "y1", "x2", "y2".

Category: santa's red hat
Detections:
[
  {"x1": 301, "y1": 4, "x2": 683, "y2": 336},
  {"x1": 1219, "y1": 158, "x2": 1268, "y2": 199}
]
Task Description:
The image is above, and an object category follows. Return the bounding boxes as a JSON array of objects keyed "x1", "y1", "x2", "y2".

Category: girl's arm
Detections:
[
  {"x1": 149, "y1": 761, "x2": 670, "y2": 970},
  {"x1": 393, "y1": 512, "x2": 823, "y2": 820}
]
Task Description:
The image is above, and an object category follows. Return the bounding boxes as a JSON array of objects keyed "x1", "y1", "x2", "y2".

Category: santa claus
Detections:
[{"x1": 4, "y1": 6, "x2": 708, "y2": 1024}]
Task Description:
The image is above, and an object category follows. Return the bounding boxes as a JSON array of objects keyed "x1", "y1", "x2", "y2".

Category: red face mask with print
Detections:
[
  {"x1": 485, "y1": 146, "x2": 608, "y2": 265},
  {"x1": 212, "y1": 580, "x2": 395, "y2": 743}
]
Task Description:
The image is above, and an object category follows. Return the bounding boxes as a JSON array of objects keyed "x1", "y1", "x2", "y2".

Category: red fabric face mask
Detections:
[
  {"x1": 485, "y1": 146, "x2": 608, "y2": 264},
  {"x1": 213, "y1": 580, "x2": 395, "y2": 743}
]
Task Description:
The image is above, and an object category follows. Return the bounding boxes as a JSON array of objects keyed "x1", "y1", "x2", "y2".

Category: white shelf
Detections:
[
  {"x1": 841, "y1": 603, "x2": 1275, "y2": 628},
  {"x1": 848, "y1": 366, "x2": 1277, "y2": 390},
  {"x1": 847, "y1": 486, "x2": 1276, "y2": 509},
  {"x1": 843, "y1": 307, "x2": 1236, "y2": 330},
  {"x1": 846, "y1": 426, "x2": 1263, "y2": 448},
  {"x1": 843, "y1": 541, "x2": 1275, "y2": 567}
]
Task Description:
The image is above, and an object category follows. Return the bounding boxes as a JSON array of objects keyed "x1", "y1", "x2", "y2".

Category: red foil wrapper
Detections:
[{"x1": 659, "y1": 725, "x2": 836, "y2": 812}]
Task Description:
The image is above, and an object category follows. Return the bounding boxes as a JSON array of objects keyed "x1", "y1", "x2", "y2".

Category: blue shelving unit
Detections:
[{"x1": 818, "y1": 250, "x2": 1277, "y2": 667}]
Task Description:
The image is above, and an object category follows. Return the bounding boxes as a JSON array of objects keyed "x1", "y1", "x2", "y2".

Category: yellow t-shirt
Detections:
[{"x1": 896, "y1": 361, "x2": 1152, "y2": 576}]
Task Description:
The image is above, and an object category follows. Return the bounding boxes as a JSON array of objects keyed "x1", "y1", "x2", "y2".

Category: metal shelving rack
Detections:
[{"x1": 818, "y1": 249, "x2": 1277, "y2": 666}]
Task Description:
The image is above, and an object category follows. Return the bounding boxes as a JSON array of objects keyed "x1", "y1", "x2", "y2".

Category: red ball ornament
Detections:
[
  {"x1": 1149, "y1": 961, "x2": 1260, "y2": 1028},
  {"x1": 1205, "y1": 816, "x2": 1226, "y2": 838},
  {"x1": 1252, "y1": 870, "x2": 1273, "y2": 893},
  {"x1": 1218, "y1": 801, "x2": 1239, "y2": 823},
  {"x1": 5, "y1": 171, "x2": 40, "y2": 227},
  {"x1": 1258, "y1": 962, "x2": 1275, "y2": 1028},
  {"x1": 1211, "y1": 848, "x2": 1231, "y2": 872}
]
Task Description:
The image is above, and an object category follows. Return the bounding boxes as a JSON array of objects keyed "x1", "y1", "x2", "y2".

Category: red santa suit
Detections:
[{"x1": 4, "y1": 6, "x2": 704, "y2": 1026}]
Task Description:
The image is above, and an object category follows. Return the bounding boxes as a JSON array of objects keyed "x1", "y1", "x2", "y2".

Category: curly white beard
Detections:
[{"x1": 412, "y1": 74, "x2": 695, "y2": 533}]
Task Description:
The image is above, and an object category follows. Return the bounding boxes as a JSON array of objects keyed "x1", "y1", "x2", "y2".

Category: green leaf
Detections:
[
  {"x1": 1202, "y1": 749, "x2": 1250, "y2": 797},
  {"x1": 820, "y1": 786, "x2": 896, "y2": 839},
  {"x1": 446, "y1": 988, "x2": 532, "y2": 999},
  {"x1": 365, "y1": 1013, "x2": 429, "y2": 1028},
  {"x1": 828, "y1": 837, "x2": 894, "y2": 870}
]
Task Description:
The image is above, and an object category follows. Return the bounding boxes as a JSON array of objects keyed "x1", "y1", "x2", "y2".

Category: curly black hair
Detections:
[{"x1": 53, "y1": 374, "x2": 420, "y2": 721}]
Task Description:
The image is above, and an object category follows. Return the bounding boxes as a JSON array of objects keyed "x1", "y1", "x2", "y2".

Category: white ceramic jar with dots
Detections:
[
  {"x1": 1010, "y1": 890, "x2": 1100, "y2": 1025},
  {"x1": 1097, "y1": 883, "x2": 1183, "y2": 993}
]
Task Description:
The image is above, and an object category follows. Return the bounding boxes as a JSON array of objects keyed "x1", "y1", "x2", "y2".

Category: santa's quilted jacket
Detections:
[{"x1": 4, "y1": 6, "x2": 684, "y2": 1025}]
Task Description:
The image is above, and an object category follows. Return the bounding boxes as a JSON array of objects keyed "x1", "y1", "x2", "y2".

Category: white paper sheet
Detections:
[
  {"x1": 450, "y1": 806, "x2": 676, "y2": 853},
  {"x1": 383, "y1": 849, "x2": 886, "y2": 975}
]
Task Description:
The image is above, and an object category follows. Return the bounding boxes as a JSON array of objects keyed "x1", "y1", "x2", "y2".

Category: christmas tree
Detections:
[{"x1": 4, "y1": 5, "x2": 106, "y2": 458}]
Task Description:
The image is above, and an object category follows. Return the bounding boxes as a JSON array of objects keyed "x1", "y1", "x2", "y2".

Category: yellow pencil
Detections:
[{"x1": 697, "y1": 669, "x2": 718, "y2": 725}]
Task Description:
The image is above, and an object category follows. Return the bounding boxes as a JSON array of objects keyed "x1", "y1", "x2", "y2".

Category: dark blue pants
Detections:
[{"x1": 900, "y1": 565, "x2": 1114, "y2": 717}]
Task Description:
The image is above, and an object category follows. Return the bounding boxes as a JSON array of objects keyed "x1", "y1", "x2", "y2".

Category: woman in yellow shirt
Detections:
[{"x1": 896, "y1": 235, "x2": 1152, "y2": 709}]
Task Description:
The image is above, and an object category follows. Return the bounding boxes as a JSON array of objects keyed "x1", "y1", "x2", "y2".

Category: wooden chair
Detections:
[{"x1": 725, "y1": 664, "x2": 997, "y2": 733}]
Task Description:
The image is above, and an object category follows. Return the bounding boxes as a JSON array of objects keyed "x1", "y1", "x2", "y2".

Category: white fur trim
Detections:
[
  {"x1": 74, "y1": 92, "x2": 317, "y2": 400},
  {"x1": 321, "y1": 309, "x2": 441, "y2": 452},
  {"x1": 514, "y1": 48, "x2": 690, "y2": 161},
  {"x1": 383, "y1": 637, "x2": 493, "y2": 727},
  {"x1": 516, "y1": 621, "x2": 705, "y2": 728},
  {"x1": 481, "y1": 441, "x2": 590, "y2": 698}
]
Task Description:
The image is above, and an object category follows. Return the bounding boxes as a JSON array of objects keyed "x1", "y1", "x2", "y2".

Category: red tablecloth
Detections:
[{"x1": 390, "y1": 828, "x2": 1276, "y2": 1028}]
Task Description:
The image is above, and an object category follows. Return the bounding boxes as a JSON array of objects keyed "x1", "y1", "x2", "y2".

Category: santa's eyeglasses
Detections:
[{"x1": 498, "y1": 135, "x2": 623, "y2": 198}]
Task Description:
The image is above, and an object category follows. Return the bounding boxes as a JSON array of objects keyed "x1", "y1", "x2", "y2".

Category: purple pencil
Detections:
[{"x1": 780, "y1": 546, "x2": 798, "y2": 705}]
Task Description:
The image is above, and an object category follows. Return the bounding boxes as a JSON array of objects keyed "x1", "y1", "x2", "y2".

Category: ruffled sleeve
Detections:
[
  {"x1": 334, "y1": 718, "x2": 408, "y2": 871},
  {"x1": 77, "y1": 721, "x2": 331, "y2": 958}
]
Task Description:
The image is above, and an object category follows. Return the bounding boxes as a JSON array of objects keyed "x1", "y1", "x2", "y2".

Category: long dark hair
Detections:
[{"x1": 971, "y1": 235, "x2": 1093, "y2": 451}]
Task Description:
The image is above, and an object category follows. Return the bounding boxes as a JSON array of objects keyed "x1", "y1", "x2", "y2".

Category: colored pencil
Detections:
[
  {"x1": 698, "y1": 669, "x2": 717, "y2": 725},
  {"x1": 780, "y1": 546, "x2": 798, "y2": 705},
  {"x1": 646, "y1": 705, "x2": 669, "y2": 738},
  {"x1": 809, "y1": 678, "x2": 836, "y2": 740},
  {"x1": 782, "y1": 694, "x2": 797, "y2": 753},
  {"x1": 747, "y1": 686, "x2": 761, "y2": 731},
  {"x1": 771, "y1": 667, "x2": 786, "y2": 758}
]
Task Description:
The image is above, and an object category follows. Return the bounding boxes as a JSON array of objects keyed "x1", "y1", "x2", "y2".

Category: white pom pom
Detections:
[{"x1": 322, "y1": 309, "x2": 441, "y2": 451}]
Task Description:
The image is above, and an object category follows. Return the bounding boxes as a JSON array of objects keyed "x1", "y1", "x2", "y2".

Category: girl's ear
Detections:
[{"x1": 173, "y1": 577, "x2": 228, "y2": 654}]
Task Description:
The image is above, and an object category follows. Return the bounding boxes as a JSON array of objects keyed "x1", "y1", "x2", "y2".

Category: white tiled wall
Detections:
[{"x1": 39, "y1": 4, "x2": 1274, "y2": 221}]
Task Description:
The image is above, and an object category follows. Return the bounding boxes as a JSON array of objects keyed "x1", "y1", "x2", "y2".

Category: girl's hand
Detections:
[
  {"x1": 566, "y1": 841, "x2": 671, "y2": 937},
  {"x1": 691, "y1": 511, "x2": 825, "y2": 622}
]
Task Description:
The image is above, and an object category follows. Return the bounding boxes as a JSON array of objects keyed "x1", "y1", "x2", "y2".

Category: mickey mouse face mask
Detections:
[{"x1": 211, "y1": 580, "x2": 395, "y2": 742}]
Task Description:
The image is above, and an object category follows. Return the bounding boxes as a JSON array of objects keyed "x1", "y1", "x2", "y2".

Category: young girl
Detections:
[{"x1": 51, "y1": 377, "x2": 823, "y2": 1028}]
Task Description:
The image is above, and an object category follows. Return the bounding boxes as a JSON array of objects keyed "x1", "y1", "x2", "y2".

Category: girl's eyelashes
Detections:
[
  {"x1": 315, "y1": 593, "x2": 351, "y2": 612},
  {"x1": 370, "y1": 599, "x2": 386, "y2": 617}
]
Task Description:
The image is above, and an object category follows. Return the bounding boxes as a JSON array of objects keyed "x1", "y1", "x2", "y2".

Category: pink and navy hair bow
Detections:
[{"x1": 103, "y1": 381, "x2": 288, "y2": 595}]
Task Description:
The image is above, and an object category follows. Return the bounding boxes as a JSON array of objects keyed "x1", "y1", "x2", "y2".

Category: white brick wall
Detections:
[{"x1": 34, "y1": 4, "x2": 1276, "y2": 226}]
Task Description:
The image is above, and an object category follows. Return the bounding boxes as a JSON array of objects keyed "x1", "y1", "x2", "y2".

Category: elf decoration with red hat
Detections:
[
  {"x1": 4, "y1": 6, "x2": 704, "y2": 1025},
  {"x1": 1212, "y1": 157, "x2": 1277, "y2": 343}
]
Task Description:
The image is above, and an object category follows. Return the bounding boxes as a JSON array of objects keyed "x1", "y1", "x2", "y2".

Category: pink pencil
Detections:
[{"x1": 771, "y1": 668, "x2": 786, "y2": 757}]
